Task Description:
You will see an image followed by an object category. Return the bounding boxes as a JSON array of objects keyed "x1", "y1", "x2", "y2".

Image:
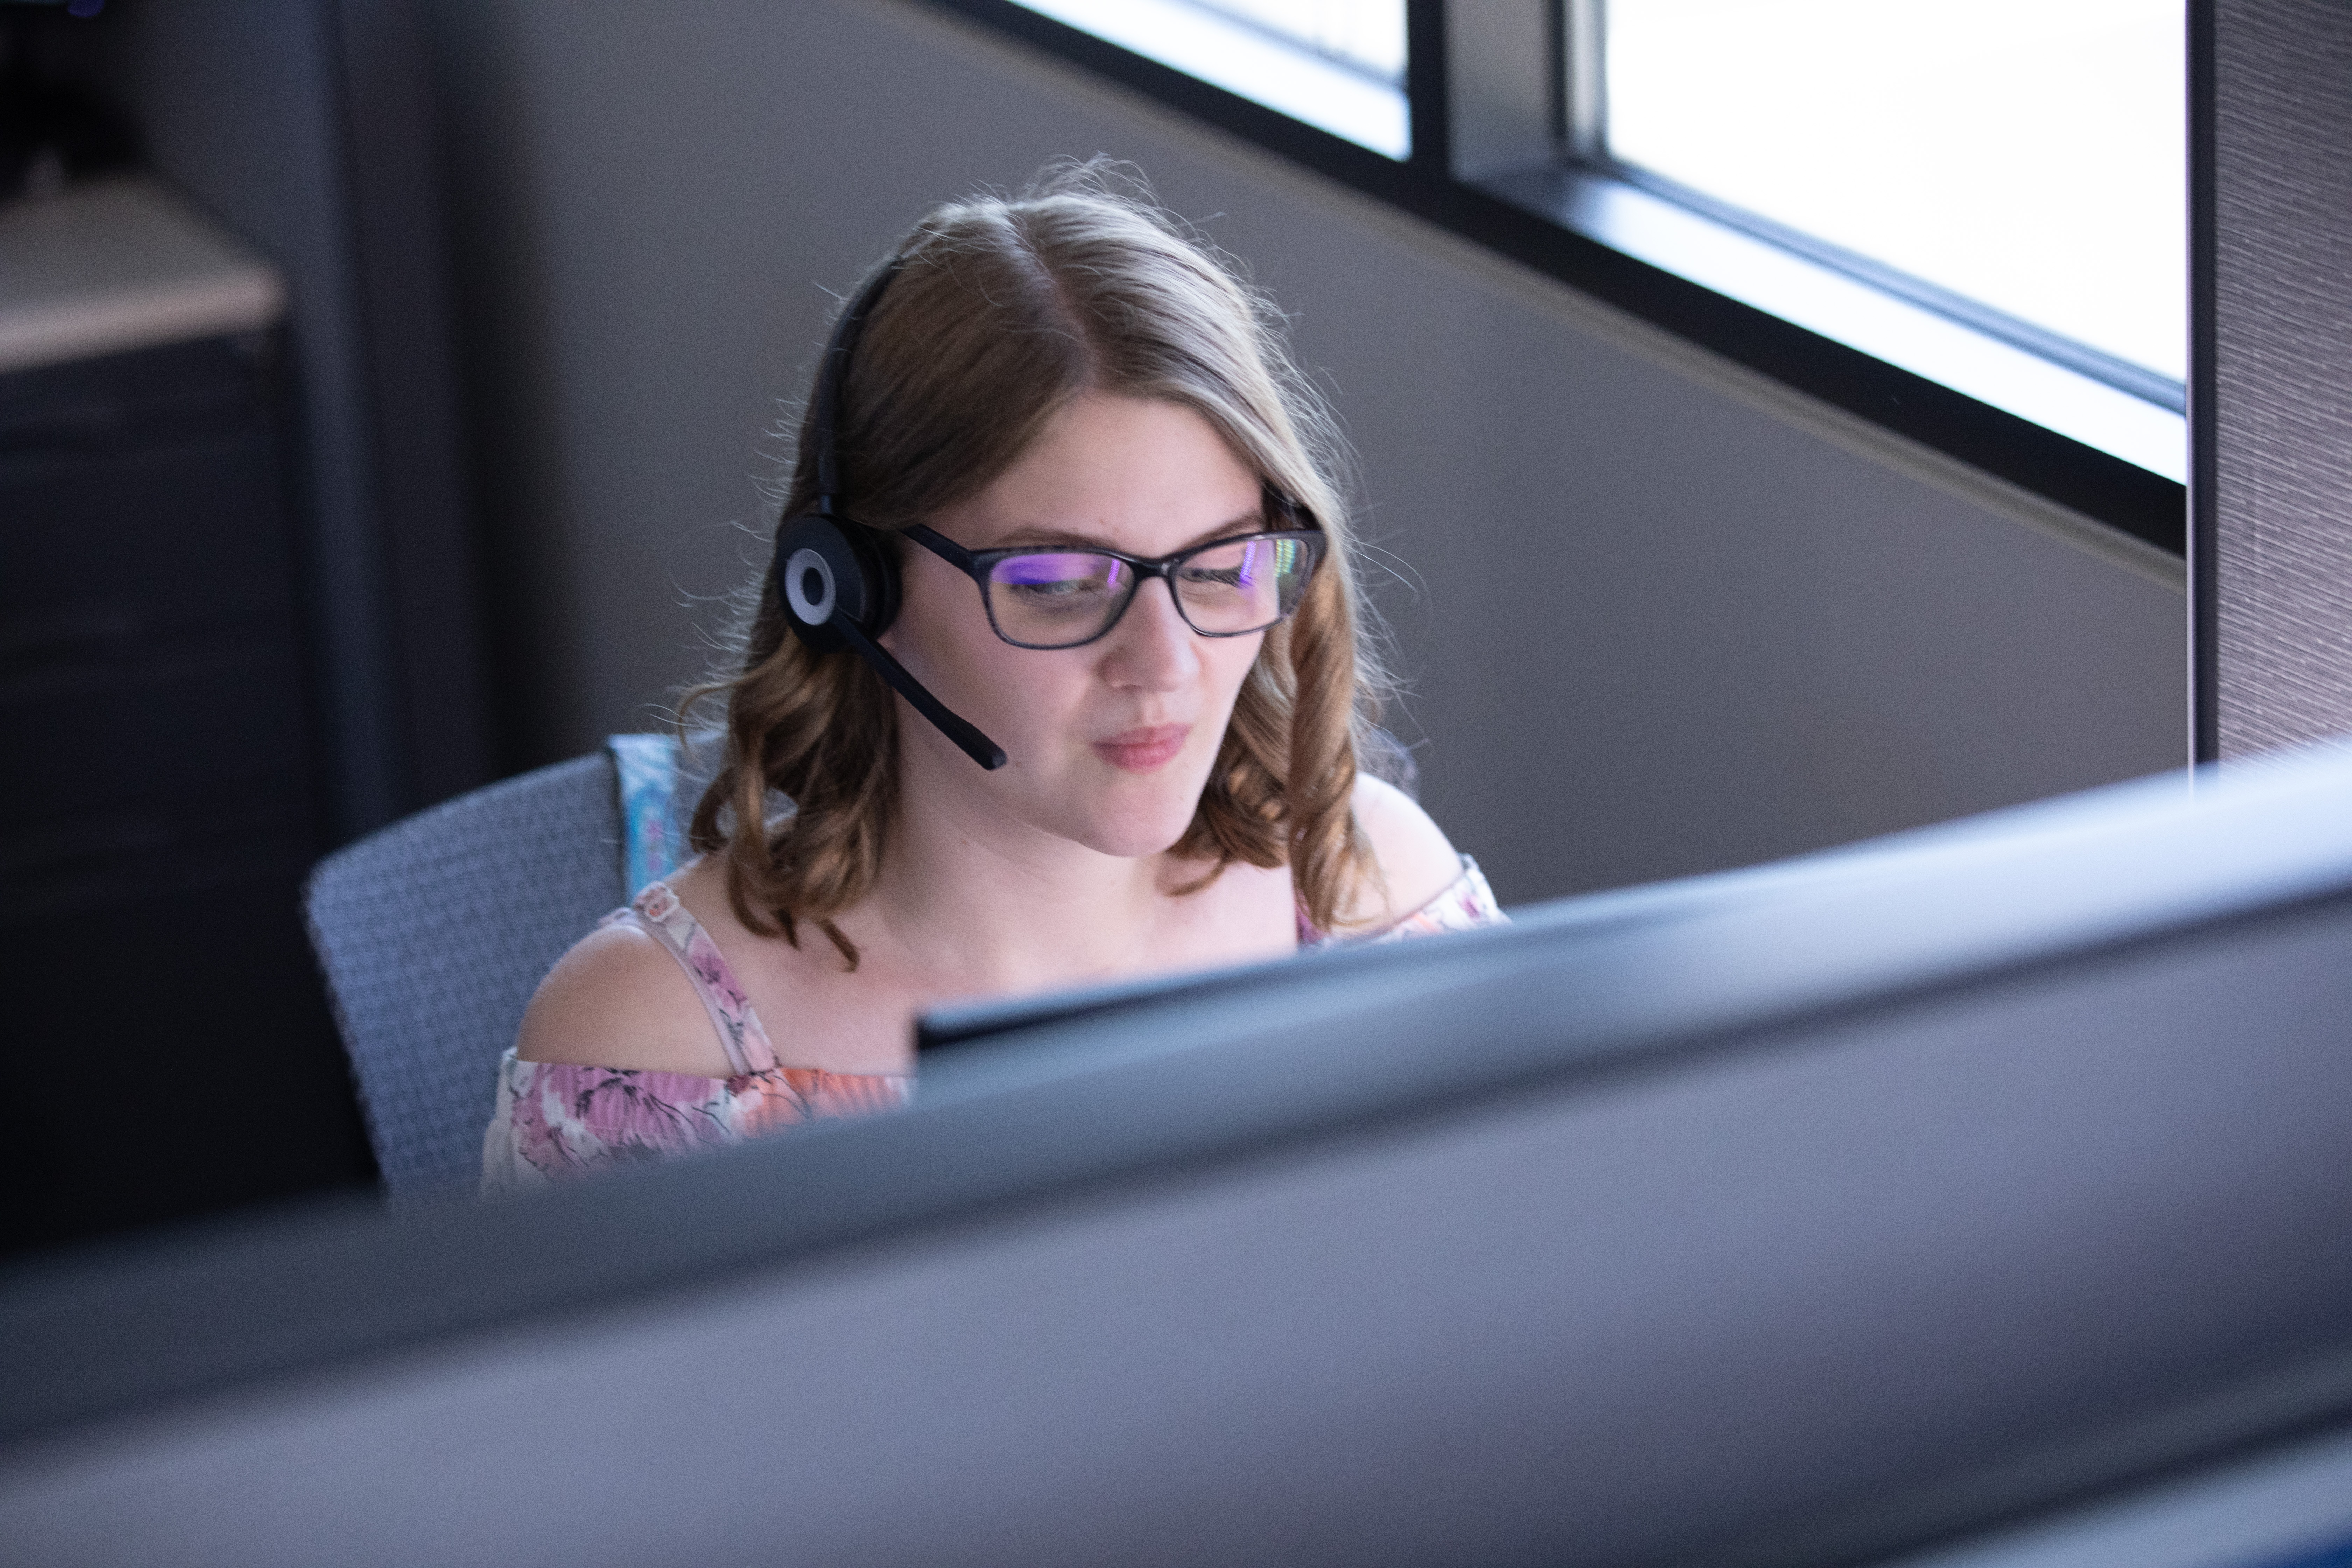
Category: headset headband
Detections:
[{"x1": 807, "y1": 257, "x2": 904, "y2": 515}]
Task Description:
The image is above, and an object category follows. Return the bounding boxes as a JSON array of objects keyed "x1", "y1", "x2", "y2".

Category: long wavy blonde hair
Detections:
[{"x1": 687, "y1": 163, "x2": 1391, "y2": 967}]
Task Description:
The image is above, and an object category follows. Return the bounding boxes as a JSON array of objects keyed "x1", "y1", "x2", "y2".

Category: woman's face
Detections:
[{"x1": 880, "y1": 392, "x2": 1272, "y2": 861}]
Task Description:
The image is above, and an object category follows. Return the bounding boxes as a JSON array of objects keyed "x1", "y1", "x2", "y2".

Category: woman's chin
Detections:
[
  {"x1": 1067, "y1": 791, "x2": 1206, "y2": 860},
  {"x1": 1078, "y1": 818, "x2": 1196, "y2": 861}
]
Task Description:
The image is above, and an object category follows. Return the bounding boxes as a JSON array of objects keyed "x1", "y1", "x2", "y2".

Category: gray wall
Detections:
[{"x1": 423, "y1": 0, "x2": 2184, "y2": 906}]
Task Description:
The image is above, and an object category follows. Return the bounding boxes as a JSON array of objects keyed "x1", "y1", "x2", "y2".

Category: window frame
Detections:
[{"x1": 926, "y1": 0, "x2": 2185, "y2": 556}]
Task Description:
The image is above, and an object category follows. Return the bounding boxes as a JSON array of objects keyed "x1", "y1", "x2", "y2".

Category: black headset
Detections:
[{"x1": 770, "y1": 258, "x2": 1009, "y2": 770}]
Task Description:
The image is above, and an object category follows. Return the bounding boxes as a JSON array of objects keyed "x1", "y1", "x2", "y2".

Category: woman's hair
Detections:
[{"x1": 686, "y1": 160, "x2": 1392, "y2": 967}]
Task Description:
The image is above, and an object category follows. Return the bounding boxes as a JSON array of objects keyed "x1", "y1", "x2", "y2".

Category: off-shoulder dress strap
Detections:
[
  {"x1": 598, "y1": 879, "x2": 779, "y2": 1076},
  {"x1": 1296, "y1": 854, "x2": 1506, "y2": 948}
]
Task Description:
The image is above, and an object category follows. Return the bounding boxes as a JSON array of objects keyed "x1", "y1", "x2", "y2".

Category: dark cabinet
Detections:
[
  {"x1": 2, "y1": 336, "x2": 317, "y2": 905},
  {"x1": 0, "y1": 0, "x2": 493, "y2": 1254},
  {"x1": 1, "y1": 325, "x2": 373, "y2": 1257}
]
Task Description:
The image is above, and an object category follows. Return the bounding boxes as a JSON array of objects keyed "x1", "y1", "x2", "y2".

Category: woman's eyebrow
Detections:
[{"x1": 994, "y1": 509, "x2": 1268, "y2": 553}]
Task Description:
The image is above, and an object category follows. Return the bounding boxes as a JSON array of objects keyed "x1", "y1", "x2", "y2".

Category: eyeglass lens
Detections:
[{"x1": 985, "y1": 535, "x2": 1315, "y2": 649}]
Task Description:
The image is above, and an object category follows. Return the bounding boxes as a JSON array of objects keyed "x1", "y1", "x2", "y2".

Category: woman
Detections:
[{"x1": 485, "y1": 166, "x2": 1504, "y2": 1192}]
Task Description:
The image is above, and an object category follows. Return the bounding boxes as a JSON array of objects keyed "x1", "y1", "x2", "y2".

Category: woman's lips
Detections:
[{"x1": 1093, "y1": 723, "x2": 1191, "y2": 773}]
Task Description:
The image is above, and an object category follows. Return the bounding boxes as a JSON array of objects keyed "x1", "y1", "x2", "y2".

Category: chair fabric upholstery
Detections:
[{"x1": 305, "y1": 754, "x2": 626, "y2": 1208}]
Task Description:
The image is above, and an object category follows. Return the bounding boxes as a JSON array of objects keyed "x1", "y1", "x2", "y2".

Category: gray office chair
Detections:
[
  {"x1": 304, "y1": 737, "x2": 716, "y2": 1209},
  {"x1": 306, "y1": 728, "x2": 1420, "y2": 1208}
]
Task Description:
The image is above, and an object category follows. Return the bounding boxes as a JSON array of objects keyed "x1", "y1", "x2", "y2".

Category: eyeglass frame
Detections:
[{"x1": 897, "y1": 500, "x2": 1327, "y2": 651}]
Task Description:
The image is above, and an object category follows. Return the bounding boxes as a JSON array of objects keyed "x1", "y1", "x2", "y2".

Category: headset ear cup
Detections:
[
  {"x1": 774, "y1": 514, "x2": 854, "y2": 653},
  {"x1": 774, "y1": 513, "x2": 902, "y2": 650},
  {"x1": 844, "y1": 524, "x2": 901, "y2": 639}
]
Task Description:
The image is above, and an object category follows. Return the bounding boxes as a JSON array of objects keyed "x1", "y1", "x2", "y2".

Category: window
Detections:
[
  {"x1": 1598, "y1": 0, "x2": 2185, "y2": 418},
  {"x1": 947, "y1": 0, "x2": 2188, "y2": 547},
  {"x1": 1007, "y1": 0, "x2": 1409, "y2": 156}
]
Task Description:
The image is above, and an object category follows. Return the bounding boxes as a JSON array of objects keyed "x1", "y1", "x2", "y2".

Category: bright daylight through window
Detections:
[
  {"x1": 1603, "y1": 0, "x2": 2186, "y2": 398},
  {"x1": 993, "y1": 0, "x2": 2187, "y2": 495},
  {"x1": 1007, "y1": 0, "x2": 1409, "y2": 156}
]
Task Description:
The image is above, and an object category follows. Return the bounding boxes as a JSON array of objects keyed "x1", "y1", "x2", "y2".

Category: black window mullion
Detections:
[{"x1": 1406, "y1": 0, "x2": 1450, "y2": 177}]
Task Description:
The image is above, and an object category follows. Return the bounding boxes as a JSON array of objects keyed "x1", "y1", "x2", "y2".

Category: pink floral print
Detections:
[
  {"x1": 484, "y1": 859, "x2": 1506, "y2": 1196},
  {"x1": 482, "y1": 880, "x2": 913, "y2": 1196}
]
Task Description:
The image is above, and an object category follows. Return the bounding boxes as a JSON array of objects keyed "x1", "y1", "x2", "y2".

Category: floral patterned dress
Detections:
[
  {"x1": 482, "y1": 737, "x2": 1507, "y2": 1195},
  {"x1": 482, "y1": 880, "x2": 914, "y2": 1197}
]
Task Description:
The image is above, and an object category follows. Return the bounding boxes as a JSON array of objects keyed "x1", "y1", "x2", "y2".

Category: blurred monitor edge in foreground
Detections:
[{"x1": 8, "y1": 747, "x2": 2352, "y2": 1566}]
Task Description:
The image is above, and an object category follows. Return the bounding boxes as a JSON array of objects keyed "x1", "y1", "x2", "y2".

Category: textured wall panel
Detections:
[{"x1": 2211, "y1": 0, "x2": 2352, "y2": 758}]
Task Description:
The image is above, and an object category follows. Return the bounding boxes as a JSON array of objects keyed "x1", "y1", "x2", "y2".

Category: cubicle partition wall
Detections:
[{"x1": 5, "y1": 748, "x2": 2352, "y2": 1567}]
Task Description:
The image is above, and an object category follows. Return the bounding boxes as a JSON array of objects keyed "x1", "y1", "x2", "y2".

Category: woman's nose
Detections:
[{"x1": 1101, "y1": 576, "x2": 1199, "y2": 691}]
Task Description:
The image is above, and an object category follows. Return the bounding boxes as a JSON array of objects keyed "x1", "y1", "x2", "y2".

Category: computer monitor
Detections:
[{"x1": 6, "y1": 749, "x2": 2352, "y2": 1567}]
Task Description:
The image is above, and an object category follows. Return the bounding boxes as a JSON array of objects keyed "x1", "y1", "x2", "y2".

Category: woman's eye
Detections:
[
  {"x1": 1001, "y1": 576, "x2": 1112, "y2": 615},
  {"x1": 995, "y1": 553, "x2": 1124, "y2": 613},
  {"x1": 1011, "y1": 580, "x2": 1091, "y2": 600}
]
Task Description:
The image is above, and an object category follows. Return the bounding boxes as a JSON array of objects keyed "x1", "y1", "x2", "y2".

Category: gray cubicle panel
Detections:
[{"x1": 6, "y1": 748, "x2": 2352, "y2": 1567}]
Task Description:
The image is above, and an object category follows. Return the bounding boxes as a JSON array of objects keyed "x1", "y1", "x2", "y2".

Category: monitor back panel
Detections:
[{"x1": 4, "y1": 892, "x2": 2352, "y2": 1567}]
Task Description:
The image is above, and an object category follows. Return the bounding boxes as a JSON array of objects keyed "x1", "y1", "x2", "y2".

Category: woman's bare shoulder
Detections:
[
  {"x1": 1350, "y1": 773, "x2": 1464, "y2": 924},
  {"x1": 513, "y1": 918, "x2": 736, "y2": 1076}
]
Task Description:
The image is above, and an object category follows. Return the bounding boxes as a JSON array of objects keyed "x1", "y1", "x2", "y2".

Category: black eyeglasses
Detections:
[{"x1": 901, "y1": 510, "x2": 1326, "y2": 651}]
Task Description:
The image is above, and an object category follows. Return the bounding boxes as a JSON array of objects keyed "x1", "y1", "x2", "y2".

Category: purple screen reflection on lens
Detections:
[{"x1": 997, "y1": 553, "x2": 1114, "y2": 586}]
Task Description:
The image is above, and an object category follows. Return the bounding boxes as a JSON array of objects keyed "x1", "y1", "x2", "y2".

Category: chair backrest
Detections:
[{"x1": 305, "y1": 753, "x2": 631, "y2": 1207}]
